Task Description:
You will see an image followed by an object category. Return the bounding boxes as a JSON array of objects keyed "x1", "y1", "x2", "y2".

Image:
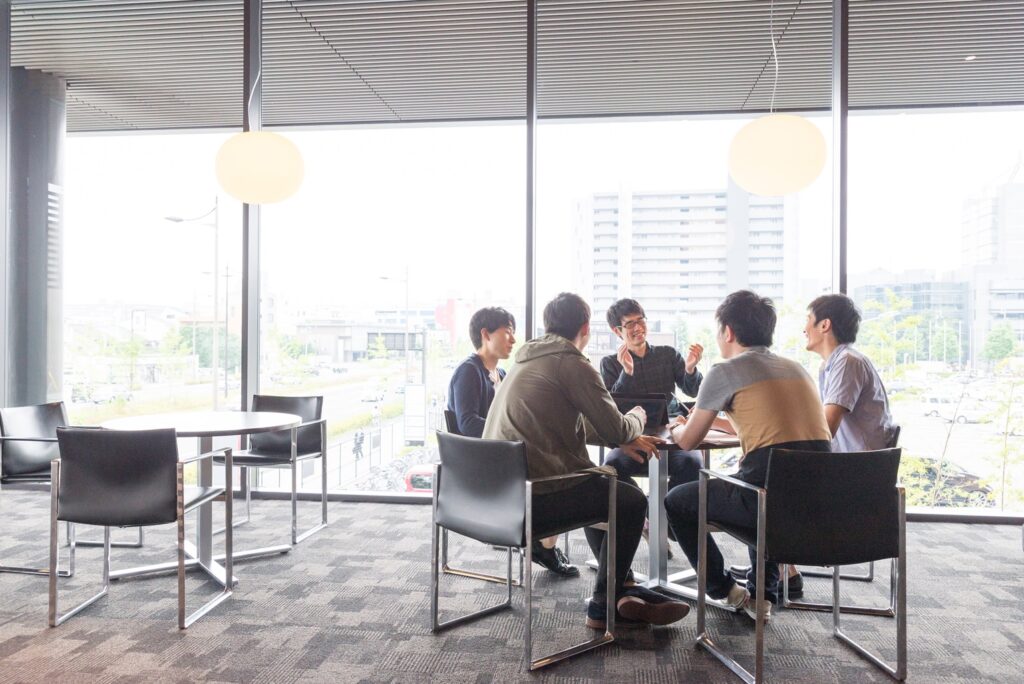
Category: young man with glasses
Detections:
[{"x1": 600, "y1": 299, "x2": 705, "y2": 498}]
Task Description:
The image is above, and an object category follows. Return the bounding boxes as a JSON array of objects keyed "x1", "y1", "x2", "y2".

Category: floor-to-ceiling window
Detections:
[
  {"x1": 63, "y1": 133, "x2": 242, "y2": 427},
  {"x1": 849, "y1": 108, "x2": 1024, "y2": 514},
  {"x1": 258, "y1": 124, "x2": 525, "y2": 496}
]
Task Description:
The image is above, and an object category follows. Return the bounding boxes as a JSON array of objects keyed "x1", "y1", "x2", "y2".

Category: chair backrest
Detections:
[
  {"x1": 434, "y1": 430, "x2": 527, "y2": 548},
  {"x1": 764, "y1": 448, "x2": 902, "y2": 567},
  {"x1": 887, "y1": 424, "x2": 901, "y2": 449},
  {"x1": 247, "y1": 394, "x2": 324, "y2": 455},
  {"x1": 55, "y1": 427, "x2": 180, "y2": 527},
  {"x1": 0, "y1": 401, "x2": 68, "y2": 482},
  {"x1": 443, "y1": 409, "x2": 461, "y2": 435}
]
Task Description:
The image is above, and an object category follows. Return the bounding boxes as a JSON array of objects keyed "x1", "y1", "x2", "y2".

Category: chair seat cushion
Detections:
[
  {"x1": 711, "y1": 520, "x2": 757, "y2": 548},
  {"x1": 214, "y1": 449, "x2": 322, "y2": 467}
]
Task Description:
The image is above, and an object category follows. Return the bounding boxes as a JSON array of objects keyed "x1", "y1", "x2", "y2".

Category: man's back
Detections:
[
  {"x1": 483, "y1": 333, "x2": 642, "y2": 487},
  {"x1": 696, "y1": 346, "x2": 831, "y2": 481}
]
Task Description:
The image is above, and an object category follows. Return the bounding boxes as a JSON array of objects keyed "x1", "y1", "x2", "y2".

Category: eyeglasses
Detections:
[{"x1": 617, "y1": 317, "x2": 647, "y2": 332}]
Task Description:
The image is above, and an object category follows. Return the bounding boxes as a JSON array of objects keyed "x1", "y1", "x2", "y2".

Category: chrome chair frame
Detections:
[
  {"x1": 48, "y1": 448, "x2": 234, "y2": 629},
  {"x1": 796, "y1": 426, "x2": 900, "y2": 587},
  {"x1": 431, "y1": 466, "x2": 617, "y2": 672},
  {"x1": 1, "y1": 435, "x2": 142, "y2": 578},
  {"x1": 216, "y1": 419, "x2": 328, "y2": 561},
  {"x1": 696, "y1": 468, "x2": 907, "y2": 683}
]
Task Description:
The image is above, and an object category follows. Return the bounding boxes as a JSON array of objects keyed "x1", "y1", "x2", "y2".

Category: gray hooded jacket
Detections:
[{"x1": 483, "y1": 333, "x2": 643, "y2": 491}]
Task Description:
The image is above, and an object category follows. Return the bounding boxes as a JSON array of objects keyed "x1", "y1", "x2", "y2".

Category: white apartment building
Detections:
[{"x1": 575, "y1": 182, "x2": 798, "y2": 332}]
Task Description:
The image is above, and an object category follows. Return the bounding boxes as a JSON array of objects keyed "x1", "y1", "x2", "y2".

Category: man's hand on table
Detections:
[{"x1": 622, "y1": 435, "x2": 663, "y2": 464}]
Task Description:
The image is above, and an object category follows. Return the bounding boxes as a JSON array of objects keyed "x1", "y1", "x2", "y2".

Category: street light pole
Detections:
[
  {"x1": 224, "y1": 265, "x2": 230, "y2": 398},
  {"x1": 165, "y1": 197, "x2": 219, "y2": 408}
]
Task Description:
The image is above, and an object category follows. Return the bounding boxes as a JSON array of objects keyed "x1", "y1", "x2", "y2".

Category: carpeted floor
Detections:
[{"x1": 0, "y1": 489, "x2": 1021, "y2": 683}]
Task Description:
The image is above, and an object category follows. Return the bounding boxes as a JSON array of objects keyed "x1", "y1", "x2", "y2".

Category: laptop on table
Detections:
[{"x1": 610, "y1": 392, "x2": 671, "y2": 440}]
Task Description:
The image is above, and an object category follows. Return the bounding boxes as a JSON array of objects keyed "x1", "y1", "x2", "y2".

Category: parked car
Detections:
[
  {"x1": 901, "y1": 456, "x2": 995, "y2": 508},
  {"x1": 361, "y1": 392, "x2": 384, "y2": 403},
  {"x1": 404, "y1": 463, "x2": 435, "y2": 493}
]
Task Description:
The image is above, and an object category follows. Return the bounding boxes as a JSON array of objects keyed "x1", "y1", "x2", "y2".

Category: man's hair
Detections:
[
  {"x1": 715, "y1": 290, "x2": 776, "y2": 347},
  {"x1": 808, "y1": 294, "x2": 861, "y2": 344},
  {"x1": 543, "y1": 292, "x2": 591, "y2": 340},
  {"x1": 606, "y1": 298, "x2": 645, "y2": 329},
  {"x1": 469, "y1": 307, "x2": 516, "y2": 349}
]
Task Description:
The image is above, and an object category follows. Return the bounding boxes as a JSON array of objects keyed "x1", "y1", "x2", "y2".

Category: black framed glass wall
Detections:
[{"x1": 848, "y1": 108, "x2": 1024, "y2": 514}]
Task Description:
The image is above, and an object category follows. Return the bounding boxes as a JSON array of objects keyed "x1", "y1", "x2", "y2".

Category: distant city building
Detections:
[
  {"x1": 574, "y1": 182, "x2": 798, "y2": 350},
  {"x1": 962, "y1": 182, "x2": 1024, "y2": 362}
]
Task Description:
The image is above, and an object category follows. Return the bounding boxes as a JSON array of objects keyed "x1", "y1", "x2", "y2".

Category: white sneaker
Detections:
[
  {"x1": 742, "y1": 595, "x2": 772, "y2": 623},
  {"x1": 721, "y1": 583, "x2": 749, "y2": 609}
]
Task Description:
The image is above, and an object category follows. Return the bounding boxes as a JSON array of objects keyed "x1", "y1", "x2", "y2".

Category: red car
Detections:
[{"x1": 404, "y1": 463, "x2": 435, "y2": 493}]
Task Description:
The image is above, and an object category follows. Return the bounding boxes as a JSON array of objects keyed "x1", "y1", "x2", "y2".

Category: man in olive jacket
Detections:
[{"x1": 483, "y1": 292, "x2": 690, "y2": 630}]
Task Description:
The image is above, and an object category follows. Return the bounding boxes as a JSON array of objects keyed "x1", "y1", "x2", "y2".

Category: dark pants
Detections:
[
  {"x1": 532, "y1": 476, "x2": 647, "y2": 603},
  {"x1": 665, "y1": 477, "x2": 780, "y2": 603},
  {"x1": 604, "y1": 447, "x2": 702, "y2": 491}
]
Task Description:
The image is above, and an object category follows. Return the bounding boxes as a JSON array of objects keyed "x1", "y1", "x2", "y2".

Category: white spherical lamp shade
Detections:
[
  {"x1": 728, "y1": 114, "x2": 827, "y2": 196},
  {"x1": 215, "y1": 131, "x2": 304, "y2": 204}
]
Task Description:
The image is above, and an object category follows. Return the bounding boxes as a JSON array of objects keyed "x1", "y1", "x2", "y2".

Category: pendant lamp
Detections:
[
  {"x1": 215, "y1": 130, "x2": 304, "y2": 204},
  {"x1": 728, "y1": 0, "x2": 826, "y2": 196}
]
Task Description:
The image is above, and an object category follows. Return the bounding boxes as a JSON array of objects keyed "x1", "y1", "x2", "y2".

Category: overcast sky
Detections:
[{"x1": 64, "y1": 109, "x2": 1023, "y2": 319}]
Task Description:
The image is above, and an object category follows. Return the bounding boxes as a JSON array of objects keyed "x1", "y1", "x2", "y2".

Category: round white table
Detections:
[{"x1": 102, "y1": 411, "x2": 301, "y2": 586}]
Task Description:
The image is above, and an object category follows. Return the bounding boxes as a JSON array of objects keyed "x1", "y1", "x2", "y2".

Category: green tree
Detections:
[
  {"x1": 368, "y1": 334, "x2": 389, "y2": 360},
  {"x1": 984, "y1": 323, "x2": 1018, "y2": 363},
  {"x1": 856, "y1": 290, "x2": 922, "y2": 374}
]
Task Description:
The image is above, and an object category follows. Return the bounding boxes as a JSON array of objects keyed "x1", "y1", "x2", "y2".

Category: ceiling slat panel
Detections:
[{"x1": 9, "y1": 0, "x2": 1024, "y2": 132}]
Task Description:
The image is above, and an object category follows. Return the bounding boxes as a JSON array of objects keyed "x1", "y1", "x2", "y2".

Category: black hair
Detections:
[
  {"x1": 469, "y1": 307, "x2": 516, "y2": 349},
  {"x1": 715, "y1": 290, "x2": 776, "y2": 348},
  {"x1": 808, "y1": 294, "x2": 861, "y2": 344},
  {"x1": 543, "y1": 293, "x2": 591, "y2": 341},
  {"x1": 606, "y1": 298, "x2": 645, "y2": 330}
]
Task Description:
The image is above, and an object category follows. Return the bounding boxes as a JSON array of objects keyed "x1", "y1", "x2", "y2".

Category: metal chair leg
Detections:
[
  {"x1": 441, "y1": 528, "x2": 524, "y2": 587},
  {"x1": 3, "y1": 505, "x2": 74, "y2": 577},
  {"x1": 524, "y1": 476, "x2": 616, "y2": 671},
  {"x1": 72, "y1": 521, "x2": 145, "y2": 549},
  {"x1": 178, "y1": 455, "x2": 234, "y2": 628},
  {"x1": 782, "y1": 560, "x2": 896, "y2": 617},
  {"x1": 49, "y1": 519, "x2": 110, "y2": 627},
  {"x1": 832, "y1": 490, "x2": 907, "y2": 681},
  {"x1": 214, "y1": 466, "x2": 251, "y2": 535},
  {"x1": 802, "y1": 561, "x2": 875, "y2": 582}
]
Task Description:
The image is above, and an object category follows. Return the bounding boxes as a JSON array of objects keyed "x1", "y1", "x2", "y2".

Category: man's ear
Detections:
[
  {"x1": 722, "y1": 324, "x2": 735, "y2": 344},
  {"x1": 819, "y1": 318, "x2": 833, "y2": 334}
]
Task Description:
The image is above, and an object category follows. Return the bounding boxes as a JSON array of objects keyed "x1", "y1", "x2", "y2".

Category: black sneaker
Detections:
[
  {"x1": 615, "y1": 586, "x2": 690, "y2": 626},
  {"x1": 728, "y1": 564, "x2": 751, "y2": 582},
  {"x1": 531, "y1": 542, "x2": 580, "y2": 577}
]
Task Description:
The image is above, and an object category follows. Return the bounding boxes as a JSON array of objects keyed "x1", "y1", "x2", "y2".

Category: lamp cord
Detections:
[{"x1": 770, "y1": 0, "x2": 778, "y2": 113}]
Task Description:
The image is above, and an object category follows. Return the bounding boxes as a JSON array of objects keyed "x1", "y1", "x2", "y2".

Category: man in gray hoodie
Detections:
[{"x1": 484, "y1": 292, "x2": 691, "y2": 630}]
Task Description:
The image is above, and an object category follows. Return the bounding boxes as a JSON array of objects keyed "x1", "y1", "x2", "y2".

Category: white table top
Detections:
[{"x1": 101, "y1": 410, "x2": 302, "y2": 438}]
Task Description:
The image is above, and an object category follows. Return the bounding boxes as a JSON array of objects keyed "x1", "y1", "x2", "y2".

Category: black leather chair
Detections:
[
  {"x1": 696, "y1": 448, "x2": 906, "y2": 683},
  {"x1": 799, "y1": 424, "x2": 901, "y2": 588},
  {"x1": 1, "y1": 402, "x2": 142, "y2": 577},
  {"x1": 214, "y1": 395, "x2": 327, "y2": 557},
  {"x1": 439, "y1": 409, "x2": 524, "y2": 586},
  {"x1": 431, "y1": 431, "x2": 617, "y2": 671},
  {"x1": 50, "y1": 427, "x2": 234, "y2": 629}
]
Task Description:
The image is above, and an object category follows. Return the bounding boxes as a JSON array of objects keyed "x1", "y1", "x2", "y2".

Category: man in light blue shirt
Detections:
[{"x1": 804, "y1": 294, "x2": 897, "y2": 452}]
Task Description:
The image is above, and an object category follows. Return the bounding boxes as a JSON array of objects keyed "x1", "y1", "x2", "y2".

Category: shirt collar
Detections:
[{"x1": 823, "y1": 344, "x2": 850, "y2": 373}]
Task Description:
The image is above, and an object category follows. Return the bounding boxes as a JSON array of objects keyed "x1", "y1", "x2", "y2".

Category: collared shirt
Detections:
[
  {"x1": 819, "y1": 344, "x2": 896, "y2": 453},
  {"x1": 600, "y1": 343, "x2": 702, "y2": 418}
]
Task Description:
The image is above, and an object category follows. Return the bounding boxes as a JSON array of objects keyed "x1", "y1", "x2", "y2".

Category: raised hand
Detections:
[
  {"x1": 617, "y1": 343, "x2": 635, "y2": 375},
  {"x1": 684, "y1": 343, "x2": 704, "y2": 374}
]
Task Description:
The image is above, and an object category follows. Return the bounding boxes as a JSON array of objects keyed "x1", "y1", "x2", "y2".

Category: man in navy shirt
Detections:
[{"x1": 446, "y1": 306, "x2": 577, "y2": 576}]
